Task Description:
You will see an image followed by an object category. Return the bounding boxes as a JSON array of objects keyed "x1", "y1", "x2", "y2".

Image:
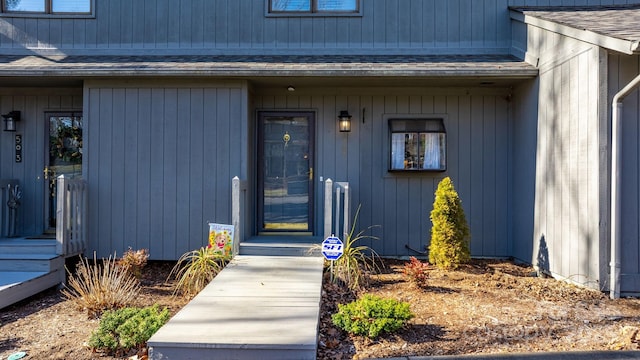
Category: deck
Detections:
[
  {"x1": 148, "y1": 254, "x2": 325, "y2": 360},
  {"x1": 0, "y1": 238, "x2": 64, "y2": 310}
]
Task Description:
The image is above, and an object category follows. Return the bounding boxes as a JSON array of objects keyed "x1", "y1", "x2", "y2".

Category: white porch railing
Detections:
[
  {"x1": 323, "y1": 179, "x2": 351, "y2": 240},
  {"x1": 231, "y1": 176, "x2": 248, "y2": 256},
  {"x1": 230, "y1": 176, "x2": 350, "y2": 246},
  {"x1": 0, "y1": 179, "x2": 19, "y2": 238},
  {"x1": 56, "y1": 175, "x2": 88, "y2": 257}
]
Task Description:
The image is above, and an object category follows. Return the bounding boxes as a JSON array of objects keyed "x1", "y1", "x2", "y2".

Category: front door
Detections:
[
  {"x1": 44, "y1": 112, "x2": 83, "y2": 231},
  {"x1": 258, "y1": 111, "x2": 314, "y2": 233}
]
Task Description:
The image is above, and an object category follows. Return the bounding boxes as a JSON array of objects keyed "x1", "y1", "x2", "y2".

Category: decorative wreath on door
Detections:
[{"x1": 50, "y1": 125, "x2": 82, "y2": 163}]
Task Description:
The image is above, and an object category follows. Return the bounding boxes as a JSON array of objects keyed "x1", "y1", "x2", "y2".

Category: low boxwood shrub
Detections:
[
  {"x1": 332, "y1": 294, "x2": 414, "y2": 338},
  {"x1": 88, "y1": 304, "x2": 170, "y2": 356}
]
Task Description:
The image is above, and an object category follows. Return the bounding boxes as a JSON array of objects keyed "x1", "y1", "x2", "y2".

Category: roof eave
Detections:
[
  {"x1": 514, "y1": 11, "x2": 639, "y2": 55},
  {"x1": 0, "y1": 68, "x2": 539, "y2": 78}
]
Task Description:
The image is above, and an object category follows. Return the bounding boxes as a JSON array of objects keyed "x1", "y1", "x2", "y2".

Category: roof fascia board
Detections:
[
  {"x1": 0, "y1": 69, "x2": 539, "y2": 78},
  {"x1": 513, "y1": 11, "x2": 638, "y2": 55}
]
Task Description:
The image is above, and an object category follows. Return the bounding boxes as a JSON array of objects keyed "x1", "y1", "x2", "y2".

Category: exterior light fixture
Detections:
[
  {"x1": 2, "y1": 111, "x2": 20, "y2": 132},
  {"x1": 338, "y1": 110, "x2": 352, "y2": 132},
  {"x1": 287, "y1": 85, "x2": 296, "y2": 92}
]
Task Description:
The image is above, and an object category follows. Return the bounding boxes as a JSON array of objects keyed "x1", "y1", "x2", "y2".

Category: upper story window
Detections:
[
  {"x1": 269, "y1": 0, "x2": 359, "y2": 15},
  {"x1": 2, "y1": 0, "x2": 92, "y2": 15}
]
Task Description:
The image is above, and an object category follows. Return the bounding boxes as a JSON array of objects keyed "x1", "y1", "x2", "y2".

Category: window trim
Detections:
[
  {"x1": 266, "y1": 0, "x2": 362, "y2": 17},
  {"x1": 387, "y1": 116, "x2": 447, "y2": 173},
  {"x1": 1, "y1": 0, "x2": 95, "y2": 18}
]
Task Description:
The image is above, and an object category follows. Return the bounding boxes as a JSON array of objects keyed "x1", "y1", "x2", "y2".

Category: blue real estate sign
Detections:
[{"x1": 321, "y1": 236, "x2": 344, "y2": 261}]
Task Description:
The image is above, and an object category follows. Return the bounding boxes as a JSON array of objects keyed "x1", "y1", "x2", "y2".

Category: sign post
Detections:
[{"x1": 322, "y1": 235, "x2": 344, "y2": 282}]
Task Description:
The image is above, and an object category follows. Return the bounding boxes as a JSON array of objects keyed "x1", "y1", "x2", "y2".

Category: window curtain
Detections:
[
  {"x1": 423, "y1": 133, "x2": 441, "y2": 170},
  {"x1": 391, "y1": 133, "x2": 405, "y2": 169}
]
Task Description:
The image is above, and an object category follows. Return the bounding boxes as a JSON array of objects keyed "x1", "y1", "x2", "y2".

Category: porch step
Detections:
[
  {"x1": 148, "y1": 255, "x2": 324, "y2": 360},
  {"x1": 239, "y1": 236, "x2": 322, "y2": 256},
  {"x1": 0, "y1": 270, "x2": 63, "y2": 309},
  {"x1": 0, "y1": 253, "x2": 64, "y2": 272},
  {"x1": 0, "y1": 238, "x2": 57, "y2": 254}
]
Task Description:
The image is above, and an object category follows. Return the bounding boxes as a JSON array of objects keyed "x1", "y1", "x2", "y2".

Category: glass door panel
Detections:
[
  {"x1": 45, "y1": 112, "x2": 83, "y2": 230},
  {"x1": 258, "y1": 112, "x2": 314, "y2": 233}
]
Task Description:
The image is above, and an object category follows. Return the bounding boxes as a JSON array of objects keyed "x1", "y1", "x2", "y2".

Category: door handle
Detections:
[
  {"x1": 309, "y1": 167, "x2": 313, "y2": 181},
  {"x1": 44, "y1": 167, "x2": 55, "y2": 180}
]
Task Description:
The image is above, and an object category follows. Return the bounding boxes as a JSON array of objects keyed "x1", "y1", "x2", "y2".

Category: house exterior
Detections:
[{"x1": 1, "y1": 0, "x2": 640, "y2": 296}]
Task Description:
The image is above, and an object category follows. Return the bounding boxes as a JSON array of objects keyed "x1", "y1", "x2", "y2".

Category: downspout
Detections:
[{"x1": 610, "y1": 72, "x2": 640, "y2": 299}]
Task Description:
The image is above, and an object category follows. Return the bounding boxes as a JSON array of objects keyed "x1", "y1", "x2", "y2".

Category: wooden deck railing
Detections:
[
  {"x1": 323, "y1": 179, "x2": 351, "y2": 240},
  {"x1": 0, "y1": 179, "x2": 19, "y2": 238},
  {"x1": 56, "y1": 175, "x2": 87, "y2": 257}
]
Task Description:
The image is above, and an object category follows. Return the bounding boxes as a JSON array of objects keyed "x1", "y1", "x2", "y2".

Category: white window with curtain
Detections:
[{"x1": 389, "y1": 118, "x2": 446, "y2": 171}]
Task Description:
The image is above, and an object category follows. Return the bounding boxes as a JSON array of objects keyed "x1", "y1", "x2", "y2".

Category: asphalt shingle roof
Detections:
[
  {"x1": 0, "y1": 54, "x2": 538, "y2": 78},
  {"x1": 512, "y1": 4, "x2": 640, "y2": 47}
]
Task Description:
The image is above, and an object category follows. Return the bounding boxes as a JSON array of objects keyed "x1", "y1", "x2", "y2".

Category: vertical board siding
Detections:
[
  {"x1": 8, "y1": 0, "x2": 639, "y2": 53},
  {"x1": 85, "y1": 82, "x2": 246, "y2": 260},
  {"x1": 511, "y1": 78, "x2": 538, "y2": 264},
  {"x1": 0, "y1": 89, "x2": 83, "y2": 237},
  {"x1": 527, "y1": 23, "x2": 604, "y2": 288},
  {"x1": 611, "y1": 54, "x2": 640, "y2": 293},
  {"x1": 255, "y1": 88, "x2": 512, "y2": 258}
]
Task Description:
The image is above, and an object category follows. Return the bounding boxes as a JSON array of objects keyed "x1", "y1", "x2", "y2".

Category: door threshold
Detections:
[{"x1": 258, "y1": 232, "x2": 313, "y2": 236}]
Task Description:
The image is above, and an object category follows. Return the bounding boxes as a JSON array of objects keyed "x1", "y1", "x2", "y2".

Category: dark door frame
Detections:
[
  {"x1": 256, "y1": 110, "x2": 315, "y2": 235},
  {"x1": 44, "y1": 111, "x2": 83, "y2": 232}
]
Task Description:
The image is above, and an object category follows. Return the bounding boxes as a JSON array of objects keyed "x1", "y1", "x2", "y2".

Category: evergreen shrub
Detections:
[
  {"x1": 88, "y1": 304, "x2": 170, "y2": 355},
  {"x1": 428, "y1": 177, "x2": 471, "y2": 270},
  {"x1": 332, "y1": 294, "x2": 414, "y2": 338}
]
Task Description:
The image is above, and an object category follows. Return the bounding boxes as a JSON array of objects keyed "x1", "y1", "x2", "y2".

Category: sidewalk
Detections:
[{"x1": 148, "y1": 255, "x2": 324, "y2": 360}]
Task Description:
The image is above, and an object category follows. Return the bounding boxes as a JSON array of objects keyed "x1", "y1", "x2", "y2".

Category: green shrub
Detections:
[
  {"x1": 88, "y1": 304, "x2": 170, "y2": 356},
  {"x1": 402, "y1": 256, "x2": 430, "y2": 287},
  {"x1": 169, "y1": 246, "x2": 227, "y2": 297},
  {"x1": 62, "y1": 254, "x2": 140, "y2": 318},
  {"x1": 332, "y1": 294, "x2": 414, "y2": 338},
  {"x1": 330, "y1": 205, "x2": 380, "y2": 291},
  {"x1": 428, "y1": 177, "x2": 471, "y2": 270}
]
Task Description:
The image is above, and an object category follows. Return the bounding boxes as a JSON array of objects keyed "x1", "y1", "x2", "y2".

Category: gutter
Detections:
[{"x1": 610, "y1": 72, "x2": 640, "y2": 299}]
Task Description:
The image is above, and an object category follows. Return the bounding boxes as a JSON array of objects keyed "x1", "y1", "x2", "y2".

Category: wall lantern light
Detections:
[
  {"x1": 338, "y1": 110, "x2": 352, "y2": 132},
  {"x1": 2, "y1": 111, "x2": 20, "y2": 132}
]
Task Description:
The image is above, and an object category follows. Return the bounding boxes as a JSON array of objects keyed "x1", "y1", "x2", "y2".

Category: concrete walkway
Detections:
[{"x1": 148, "y1": 255, "x2": 324, "y2": 360}]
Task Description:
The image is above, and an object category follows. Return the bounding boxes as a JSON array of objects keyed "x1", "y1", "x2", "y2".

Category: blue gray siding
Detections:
[
  {"x1": 511, "y1": 78, "x2": 538, "y2": 266},
  {"x1": 84, "y1": 80, "x2": 249, "y2": 260},
  {"x1": 2, "y1": 0, "x2": 640, "y2": 55},
  {"x1": 610, "y1": 53, "x2": 640, "y2": 294},
  {"x1": 514, "y1": 20, "x2": 608, "y2": 290},
  {"x1": 0, "y1": 88, "x2": 83, "y2": 237},
  {"x1": 254, "y1": 88, "x2": 512, "y2": 258}
]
